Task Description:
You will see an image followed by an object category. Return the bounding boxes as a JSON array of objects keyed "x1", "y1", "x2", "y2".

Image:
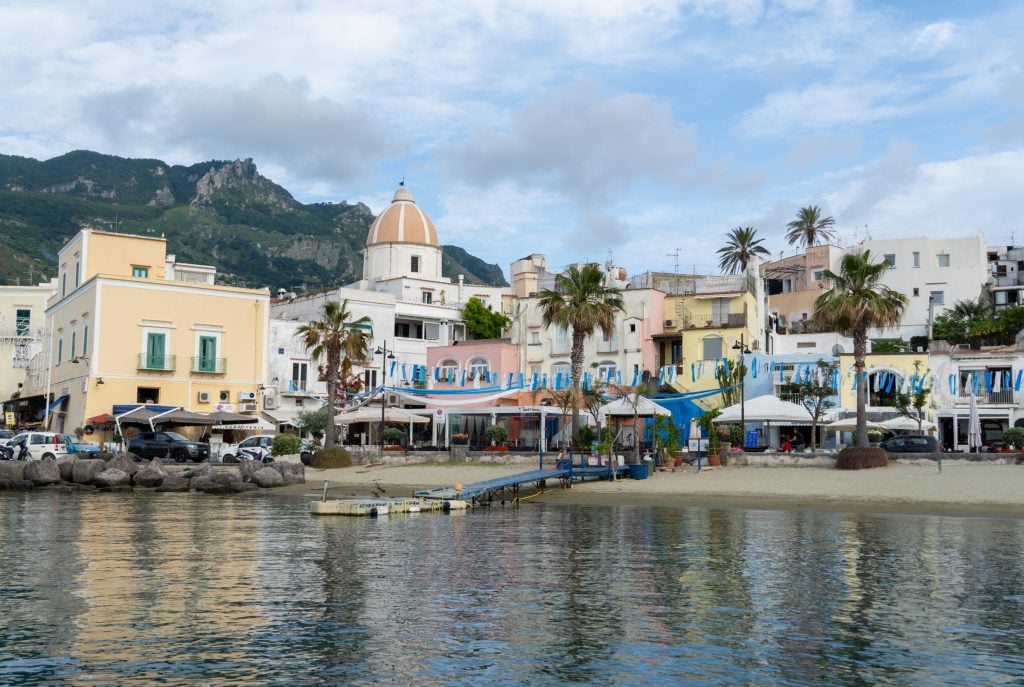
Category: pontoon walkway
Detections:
[{"x1": 413, "y1": 463, "x2": 630, "y2": 505}]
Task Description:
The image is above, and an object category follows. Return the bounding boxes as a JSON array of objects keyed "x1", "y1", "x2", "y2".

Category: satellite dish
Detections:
[{"x1": 831, "y1": 344, "x2": 845, "y2": 356}]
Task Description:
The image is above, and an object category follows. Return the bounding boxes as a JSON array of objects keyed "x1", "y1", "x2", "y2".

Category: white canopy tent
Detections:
[
  {"x1": 715, "y1": 395, "x2": 813, "y2": 424},
  {"x1": 824, "y1": 418, "x2": 887, "y2": 432},
  {"x1": 879, "y1": 416, "x2": 936, "y2": 433},
  {"x1": 598, "y1": 395, "x2": 672, "y2": 417}
]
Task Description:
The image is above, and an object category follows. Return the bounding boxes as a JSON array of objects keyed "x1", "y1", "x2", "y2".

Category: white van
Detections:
[{"x1": 7, "y1": 432, "x2": 72, "y2": 461}]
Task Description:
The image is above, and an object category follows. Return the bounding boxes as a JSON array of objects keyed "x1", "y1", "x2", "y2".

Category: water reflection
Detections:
[{"x1": 1, "y1": 493, "x2": 1023, "y2": 686}]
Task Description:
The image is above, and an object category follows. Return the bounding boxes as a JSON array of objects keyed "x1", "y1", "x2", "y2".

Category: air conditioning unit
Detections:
[
  {"x1": 198, "y1": 391, "x2": 211, "y2": 403},
  {"x1": 263, "y1": 395, "x2": 277, "y2": 410},
  {"x1": 386, "y1": 392, "x2": 401, "y2": 407},
  {"x1": 664, "y1": 319, "x2": 677, "y2": 328},
  {"x1": 241, "y1": 402, "x2": 258, "y2": 414},
  {"x1": 238, "y1": 391, "x2": 256, "y2": 402},
  {"x1": 219, "y1": 390, "x2": 230, "y2": 402}
]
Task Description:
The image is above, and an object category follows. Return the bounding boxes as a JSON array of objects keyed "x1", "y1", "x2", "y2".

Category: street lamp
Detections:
[
  {"x1": 374, "y1": 342, "x2": 395, "y2": 451},
  {"x1": 731, "y1": 334, "x2": 752, "y2": 448}
]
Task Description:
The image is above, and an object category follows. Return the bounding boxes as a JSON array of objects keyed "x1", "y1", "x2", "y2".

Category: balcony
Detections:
[
  {"x1": 191, "y1": 356, "x2": 227, "y2": 374},
  {"x1": 138, "y1": 353, "x2": 176, "y2": 372},
  {"x1": 683, "y1": 312, "x2": 746, "y2": 329},
  {"x1": 958, "y1": 390, "x2": 1014, "y2": 405}
]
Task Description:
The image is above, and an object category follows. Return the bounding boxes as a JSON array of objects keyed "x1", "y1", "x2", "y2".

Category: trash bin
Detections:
[
  {"x1": 745, "y1": 430, "x2": 759, "y2": 449},
  {"x1": 628, "y1": 463, "x2": 648, "y2": 480},
  {"x1": 642, "y1": 455, "x2": 654, "y2": 478}
]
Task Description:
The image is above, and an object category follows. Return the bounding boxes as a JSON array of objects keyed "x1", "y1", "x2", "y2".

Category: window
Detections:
[
  {"x1": 424, "y1": 322, "x2": 440, "y2": 340},
  {"x1": 551, "y1": 362, "x2": 570, "y2": 383},
  {"x1": 146, "y1": 332, "x2": 167, "y2": 369},
  {"x1": 913, "y1": 288, "x2": 920, "y2": 297},
  {"x1": 57, "y1": 336, "x2": 63, "y2": 363},
  {"x1": 363, "y1": 369, "x2": 378, "y2": 390},
  {"x1": 61, "y1": 273, "x2": 66, "y2": 298},
  {"x1": 82, "y1": 323, "x2": 88, "y2": 355},
  {"x1": 15, "y1": 309, "x2": 30, "y2": 336},
  {"x1": 629, "y1": 323, "x2": 637, "y2": 333},
  {"x1": 812, "y1": 270, "x2": 824, "y2": 281},
  {"x1": 913, "y1": 252, "x2": 920, "y2": 268},
  {"x1": 702, "y1": 335, "x2": 723, "y2": 361},
  {"x1": 137, "y1": 387, "x2": 160, "y2": 404},
  {"x1": 530, "y1": 331, "x2": 540, "y2": 345},
  {"x1": 74, "y1": 260, "x2": 80, "y2": 287},
  {"x1": 410, "y1": 256, "x2": 420, "y2": 273},
  {"x1": 782, "y1": 278, "x2": 793, "y2": 293},
  {"x1": 70, "y1": 330, "x2": 76, "y2": 359},
  {"x1": 132, "y1": 266, "x2": 149, "y2": 278},
  {"x1": 937, "y1": 254, "x2": 950, "y2": 267},
  {"x1": 530, "y1": 365, "x2": 542, "y2": 378},
  {"x1": 291, "y1": 362, "x2": 308, "y2": 391},
  {"x1": 468, "y1": 357, "x2": 488, "y2": 381},
  {"x1": 930, "y1": 291, "x2": 944, "y2": 305},
  {"x1": 197, "y1": 335, "x2": 217, "y2": 372},
  {"x1": 422, "y1": 291, "x2": 432, "y2": 304},
  {"x1": 670, "y1": 340, "x2": 682, "y2": 364},
  {"x1": 553, "y1": 325, "x2": 570, "y2": 354},
  {"x1": 884, "y1": 254, "x2": 896, "y2": 268},
  {"x1": 597, "y1": 361, "x2": 617, "y2": 382},
  {"x1": 439, "y1": 359, "x2": 459, "y2": 381}
]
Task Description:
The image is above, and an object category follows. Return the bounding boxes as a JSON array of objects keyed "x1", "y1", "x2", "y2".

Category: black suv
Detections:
[
  {"x1": 880, "y1": 435, "x2": 941, "y2": 453},
  {"x1": 127, "y1": 431, "x2": 210, "y2": 462}
]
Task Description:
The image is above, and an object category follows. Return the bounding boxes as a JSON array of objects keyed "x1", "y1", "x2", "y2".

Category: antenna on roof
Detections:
[{"x1": 666, "y1": 248, "x2": 681, "y2": 274}]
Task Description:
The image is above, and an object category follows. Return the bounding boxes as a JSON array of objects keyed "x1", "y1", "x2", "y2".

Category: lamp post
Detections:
[
  {"x1": 374, "y1": 342, "x2": 395, "y2": 451},
  {"x1": 731, "y1": 334, "x2": 752, "y2": 448}
]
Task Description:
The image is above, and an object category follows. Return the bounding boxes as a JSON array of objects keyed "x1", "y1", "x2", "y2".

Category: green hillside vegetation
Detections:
[{"x1": 0, "y1": 150, "x2": 508, "y2": 291}]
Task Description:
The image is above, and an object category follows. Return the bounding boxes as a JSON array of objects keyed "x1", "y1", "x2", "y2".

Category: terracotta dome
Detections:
[{"x1": 366, "y1": 184, "x2": 439, "y2": 246}]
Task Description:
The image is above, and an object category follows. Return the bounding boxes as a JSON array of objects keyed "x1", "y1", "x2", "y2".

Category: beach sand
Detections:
[{"x1": 297, "y1": 460, "x2": 1024, "y2": 518}]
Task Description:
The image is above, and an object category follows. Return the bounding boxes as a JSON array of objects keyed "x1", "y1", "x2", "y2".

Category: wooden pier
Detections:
[{"x1": 413, "y1": 462, "x2": 630, "y2": 505}]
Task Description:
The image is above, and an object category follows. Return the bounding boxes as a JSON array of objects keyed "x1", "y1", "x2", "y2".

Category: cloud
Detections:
[
  {"x1": 827, "y1": 139, "x2": 920, "y2": 224},
  {"x1": 81, "y1": 74, "x2": 401, "y2": 185},
  {"x1": 440, "y1": 84, "x2": 697, "y2": 200}
]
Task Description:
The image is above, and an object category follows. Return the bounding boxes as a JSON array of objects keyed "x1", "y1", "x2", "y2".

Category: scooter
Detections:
[{"x1": 238, "y1": 446, "x2": 273, "y2": 463}]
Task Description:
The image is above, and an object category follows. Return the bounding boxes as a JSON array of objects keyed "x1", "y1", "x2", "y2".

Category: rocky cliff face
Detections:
[{"x1": 191, "y1": 158, "x2": 294, "y2": 209}]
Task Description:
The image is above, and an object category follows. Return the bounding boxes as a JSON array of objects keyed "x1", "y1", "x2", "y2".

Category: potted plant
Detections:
[
  {"x1": 653, "y1": 414, "x2": 682, "y2": 468},
  {"x1": 696, "y1": 407, "x2": 723, "y2": 466},
  {"x1": 450, "y1": 432, "x2": 469, "y2": 445},
  {"x1": 483, "y1": 425, "x2": 509, "y2": 451},
  {"x1": 382, "y1": 427, "x2": 405, "y2": 449}
]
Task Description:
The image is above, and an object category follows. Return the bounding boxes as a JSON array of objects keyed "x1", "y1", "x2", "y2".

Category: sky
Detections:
[{"x1": 2, "y1": 0, "x2": 1023, "y2": 280}]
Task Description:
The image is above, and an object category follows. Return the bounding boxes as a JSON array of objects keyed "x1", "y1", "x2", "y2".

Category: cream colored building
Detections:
[{"x1": 32, "y1": 229, "x2": 269, "y2": 434}]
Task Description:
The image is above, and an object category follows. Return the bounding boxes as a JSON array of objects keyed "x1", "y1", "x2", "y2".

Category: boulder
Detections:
[
  {"x1": 57, "y1": 456, "x2": 76, "y2": 482},
  {"x1": 253, "y1": 466, "x2": 284, "y2": 488},
  {"x1": 71, "y1": 459, "x2": 106, "y2": 485},
  {"x1": 191, "y1": 471, "x2": 247, "y2": 494},
  {"x1": 134, "y1": 461, "x2": 169, "y2": 488},
  {"x1": 104, "y1": 452, "x2": 140, "y2": 477},
  {"x1": 0, "y1": 479, "x2": 35, "y2": 490},
  {"x1": 238, "y1": 459, "x2": 262, "y2": 483},
  {"x1": 0, "y1": 461, "x2": 27, "y2": 482},
  {"x1": 272, "y1": 461, "x2": 305, "y2": 485},
  {"x1": 96, "y1": 450, "x2": 117, "y2": 461},
  {"x1": 94, "y1": 469, "x2": 132, "y2": 488},
  {"x1": 25, "y1": 457, "x2": 61, "y2": 486},
  {"x1": 182, "y1": 462, "x2": 212, "y2": 480},
  {"x1": 155, "y1": 476, "x2": 190, "y2": 492}
]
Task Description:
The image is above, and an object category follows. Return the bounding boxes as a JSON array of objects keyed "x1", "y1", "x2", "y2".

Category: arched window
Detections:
[
  {"x1": 702, "y1": 335, "x2": 723, "y2": 361},
  {"x1": 867, "y1": 370, "x2": 903, "y2": 407},
  {"x1": 469, "y1": 357, "x2": 489, "y2": 381},
  {"x1": 439, "y1": 359, "x2": 459, "y2": 382}
]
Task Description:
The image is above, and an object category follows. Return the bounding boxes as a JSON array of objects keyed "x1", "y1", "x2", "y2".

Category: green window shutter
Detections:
[
  {"x1": 82, "y1": 325, "x2": 88, "y2": 355},
  {"x1": 147, "y1": 332, "x2": 166, "y2": 369},
  {"x1": 198, "y1": 336, "x2": 217, "y2": 372}
]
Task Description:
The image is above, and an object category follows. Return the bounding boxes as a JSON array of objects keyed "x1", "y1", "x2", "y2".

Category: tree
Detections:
[
  {"x1": 296, "y1": 408, "x2": 326, "y2": 443},
  {"x1": 714, "y1": 358, "x2": 747, "y2": 408},
  {"x1": 785, "y1": 205, "x2": 836, "y2": 248},
  {"x1": 814, "y1": 250, "x2": 908, "y2": 448},
  {"x1": 537, "y1": 263, "x2": 625, "y2": 438},
  {"x1": 296, "y1": 300, "x2": 371, "y2": 449},
  {"x1": 716, "y1": 226, "x2": 771, "y2": 275},
  {"x1": 780, "y1": 359, "x2": 837, "y2": 450},
  {"x1": 893, "y1": 360, "x2": 931, "y2": 433},
  {"x1": 462, "y1": 296, "x2": 511, "y2": 339}
]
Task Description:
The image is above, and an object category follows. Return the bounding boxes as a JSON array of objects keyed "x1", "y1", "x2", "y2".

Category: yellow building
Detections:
[
  {"x1": 39, "y1": 229, "x2": 269, "y2": 434},
  {"x1": 652, "y1": 270, "x2": 764, "y2": 408},
  {"x1": 836, "y1": 352, "x2": 929, "y2": 416}
]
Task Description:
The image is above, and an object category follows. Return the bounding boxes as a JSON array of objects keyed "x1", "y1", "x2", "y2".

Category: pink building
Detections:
[{"x1": 425, "y1": 338, "x2": 521, "y2": 403}]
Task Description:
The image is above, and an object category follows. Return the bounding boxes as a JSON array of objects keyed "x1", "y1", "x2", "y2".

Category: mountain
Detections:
[{"x1": 0, "y1": 150, "x2": 509, "y2": 290}]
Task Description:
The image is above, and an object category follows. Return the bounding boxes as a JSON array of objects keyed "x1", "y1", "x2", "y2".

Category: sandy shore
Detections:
[{"x1": 296, "y1": 461, "x2": 1024, "y2": 518}]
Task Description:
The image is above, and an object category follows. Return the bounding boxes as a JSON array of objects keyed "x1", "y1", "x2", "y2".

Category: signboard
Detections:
[
  {"x1": 434, "y1": 408, "x2": 447, "y2": 425},
  {"x1": 687, "y1": 438, "x2": 709, "y2": 452},
  {"x1": 4, "y1": 411, "x2": 14, "y2": 426}
]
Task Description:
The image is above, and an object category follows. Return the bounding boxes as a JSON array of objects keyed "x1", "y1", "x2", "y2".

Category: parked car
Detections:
[
  {"x1": 880, "y1": 435, "x2": 941, "y2": 454},
  {"x1": 63, "y1": 434, "x2": 102, "y2": 456},
  {"x1": 220, "y1": 434, "x2": 274, "y2": 463},
  {"x1": 0, "y1": 443, "x2": 12, "y2": 460},
  {"x1": 127, "y1": 431, "x2": 210, "y2": 462},
  {"x1": 5, "y1": 431, "x2": 73, "y2": 461}
]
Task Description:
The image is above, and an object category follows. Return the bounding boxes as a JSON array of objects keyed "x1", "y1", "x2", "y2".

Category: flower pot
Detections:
[{"x1": 706, "y1": 450, "x2": 721, "y2": 467}]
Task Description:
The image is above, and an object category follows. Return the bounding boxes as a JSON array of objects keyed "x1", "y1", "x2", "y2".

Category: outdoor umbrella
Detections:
[
  {"x1": 824, "y1": 418, "x2": 886, "y2": 432},
  {"x1": 968, "y1": 394, "x2": 983, "y2": 451},
  {"x1": 715, "y1": 395, "x2": 812, "y2": 424},
  {"x1": 598, "y1": 394, "x2": 672, "y2": 417},
  {"x1": 880, "y1": 416, "x2": 936, "y2": 433}
]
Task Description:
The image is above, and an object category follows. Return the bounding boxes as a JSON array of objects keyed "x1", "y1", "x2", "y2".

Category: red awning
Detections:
[{"x1": 87, "y1": 413, "x2": 114, "y2": 424}]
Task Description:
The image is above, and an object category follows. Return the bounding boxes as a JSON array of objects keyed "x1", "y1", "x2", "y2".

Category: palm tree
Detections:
[
  {"x1": 785, "y1": 206, "x2": 836, "y2": 248},
  {"x1": 814, "y1": 250, "x2": 908, "y2": 448},
  {"x1": 296, "y1": 299, "x2": 372, "y2": 449},
  {"x1": 537, "y1": 263, "x2": 624, "y2": 440},
  {"x1": 717, "y1": 226, "x2": 771, "y2": 274}
]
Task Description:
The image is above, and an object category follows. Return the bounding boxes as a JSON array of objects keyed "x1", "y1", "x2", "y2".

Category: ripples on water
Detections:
[{"x1": 1, "y1": 491, "x2": 1023, "y2": 686}]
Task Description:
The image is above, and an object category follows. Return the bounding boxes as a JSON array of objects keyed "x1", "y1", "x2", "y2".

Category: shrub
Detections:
[
  {"x1": 835, "y1": 447, "x2": 889, "y2": 470},
  {"x1": 382, "y1": 427, "x2": 405, "y2": 446},
  {"x1": 484, "y1": 425, "x2": 508, "y2": 444},
  {"x1": 728, "y1": 423, "x2": 743, "y2": 446},
  {"x1": 1002, "y1": 427, "x2": 1024, "y2": 448},
  {"x1": 272, "y1": 434, "x2": 301, "y2": 457},
  {"x1": 312, "y1": 447, "x2": 352, "y2": 469}
]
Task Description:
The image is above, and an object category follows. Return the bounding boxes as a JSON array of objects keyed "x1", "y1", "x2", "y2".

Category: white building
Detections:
[
  {"x1": 857, "y1": 236, "x2": 988, "y2": 340},
  {"x1": 0, "y1": 280, "x2": 57, "y2": 427}
]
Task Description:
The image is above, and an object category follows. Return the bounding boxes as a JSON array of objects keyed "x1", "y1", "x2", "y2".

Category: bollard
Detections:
[{"x1": 322, "y1": 480, "x2": 329, "y2": 502}]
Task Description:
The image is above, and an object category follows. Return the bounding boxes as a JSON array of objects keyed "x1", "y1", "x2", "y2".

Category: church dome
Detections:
[{"x1": 366, "y1": 184, "x2": 439, "y2": 246}]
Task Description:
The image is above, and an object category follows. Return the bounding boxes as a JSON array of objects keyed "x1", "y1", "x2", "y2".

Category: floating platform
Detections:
[
  {"x1": 310, "y1": 497, "x2": 470, "y2": 517},
  {"x1": 414, "y1": 464, "x2": 631, "y2": 505}
]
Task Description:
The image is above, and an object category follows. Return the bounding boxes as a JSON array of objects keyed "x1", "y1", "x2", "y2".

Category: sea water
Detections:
[{"x1": 1, "y1": 491, "x2": 1023, "y2": 686}]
